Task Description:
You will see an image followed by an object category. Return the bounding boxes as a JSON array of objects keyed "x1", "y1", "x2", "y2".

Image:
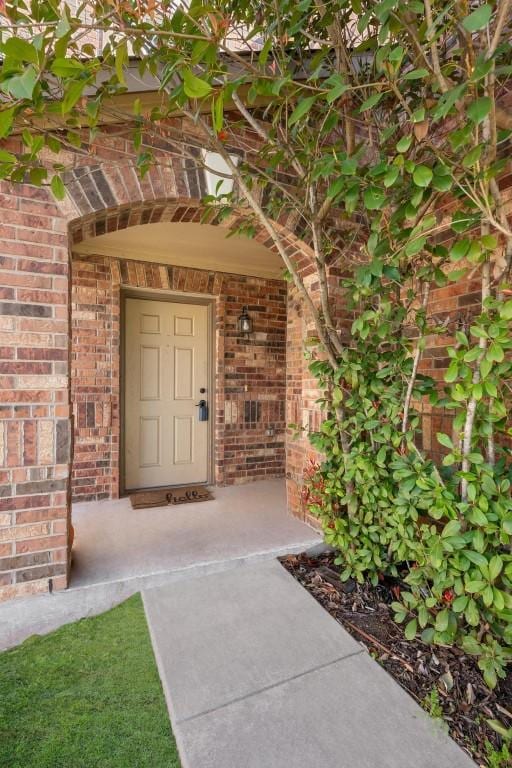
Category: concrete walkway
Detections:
[
  {"x1": 143, "y1": 559, "x2": 476, "y2": 768},
  {"x1": 0, "y1": 480, "x2": 320, "y2": 650}
]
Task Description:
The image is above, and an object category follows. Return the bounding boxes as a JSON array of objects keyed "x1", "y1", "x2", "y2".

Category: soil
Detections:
[{"x1": 280, "y1": 551, "x2": 512, "y2": 767}]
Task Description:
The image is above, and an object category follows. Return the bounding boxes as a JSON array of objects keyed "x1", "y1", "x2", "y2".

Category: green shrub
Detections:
[{"x1": 307, "y1": 277, "x2": 512, "y2": 689}]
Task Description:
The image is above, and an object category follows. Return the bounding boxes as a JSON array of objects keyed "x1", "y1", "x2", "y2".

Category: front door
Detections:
[{"x1": 124, "y1": 297, "x2": 209, "y2": 490}]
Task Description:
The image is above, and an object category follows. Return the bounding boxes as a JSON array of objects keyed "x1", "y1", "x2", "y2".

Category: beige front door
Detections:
[{"x1": 124, "y1": 297, "x2": 209, "y2": 490}]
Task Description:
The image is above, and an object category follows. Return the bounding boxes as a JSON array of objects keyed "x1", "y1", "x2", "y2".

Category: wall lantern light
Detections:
[
  {"x1": 202, "y1": 150, "x2": 239, "y2": 197},
  {"x1": 238, "y1": 306, "x2": 253, "y2": 336}
]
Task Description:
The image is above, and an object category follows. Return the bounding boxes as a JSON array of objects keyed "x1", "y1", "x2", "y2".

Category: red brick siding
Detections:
[
  {"x1": 71, "y1": 255, "x2": 287, "y2": 501},
  {"x1": 0, "y1": 114, "x2": 314, "y2": 602},
  {"x1": 0, "y1": 183, "x2": 73, "y2": 602}
]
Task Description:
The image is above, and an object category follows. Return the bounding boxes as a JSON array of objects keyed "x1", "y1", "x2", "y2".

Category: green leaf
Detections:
[
  {"x1": 51, "y1": 58, "x2": 85, "y2": 77},
  {"x1": 327, "y1": 177, "x2": 344, "y2": 199},
  {"x1": 403, "y1": 68, "x2": 429, "y2": 80},
  {"x1": 212, "y1": 94, "x2": 224, "y2": 133},
  {"x1": 482, "y1": 663, "x2": 498, "y2": 690},
  {"x1": 412, "y1": 165, "x2": 433, "y2": 187},
  {"x1": 405, "y1": 236, "x2": 426, "y2": 256},
  {"x1": 29, "y1": 166, "x2": 46, "y2": 186},
  {"x1": 466, "y1": 580, "x2": 486, "y2": 593},
  {"x1": 0, "y1": 108, "x2": 15, "y2": 140},
  {"x1": 396, "y1": 135, "x2": 412, "y2": 153},
  {"x1": 404, "y1": 619, "x2": 417, "y2": 640},
  {"x1": 442, "y1": 519, "x2": 461, "y2": 538},
  {"x1": 3, "y1": 67, "x2": 37, "y2": 100},
  {"x1": 463, "y1": 145, "x2": 483, "y2": 167},
  {"x1": 499, "y1": 300, "x2": 512, "y2": 320},
  {"x1": 288, "y1": 95, "x2": 317, "y2": 126},
  {"x1": 383, "y1": 166, "x2": 399, "y2": 187},
  {"x1": 462, "y1": 4, "x2": 492, "y2": 33},
  {"x1": 359, "y1": 92, "x2": 383, "y2": 112},
  {"x1": 450, "y1": 239, "x2": 470, "y2": 262},
  {"x1": 463, "y1": 550, "x2": 488, "y2": 567},
  {"x1": 503, "y1": 518, "x2": 512, "y2": 535},
  {"x1": 480, "y1": 358, "x2": 492, "y2": 379},
  {"x1": 487, "y1": 342, "x2": 504, "y2": 362},
  {"x1": 452, "y1": 595, "x2": 468, "y2": 613},
  {"x1": 341, "y1": 157, "x2": 358, "y2": 175},
  {"x1": 183, "y1": 69, "x2": 212, "y2": 99},
  {"x1": 488, "y1": 555, "x2": 503, "y2": 582},
  {"x1": 325, "y1": 77, "x2": 349, "y2": 103},
  {"x1": 484, "y1": 379, "x2": 497, "y2": 397},
  {"x1": 56, "y1": 14, "x2": 71, "y2": 38},
  {"x1": 1, "y1": 37, "x2": 38, "y2": 64},
  {"x1": 468, "y1": 507, "x2": 488, "y2": 527},
  {"x1": 437, "y1": 432, "x2": 454, "y2": 449},
  {"x1": 363, "y1": 186, "x2": 385, "y2": 210},
  {"x1": 465, "y1": 600, "x2": 480, "y2": 627},
  {"x1": 50, "y1": 175, "x2": 66, "y2": 200},
  {"x1": 435, "y1": 609, "x2": 449, "y2": 632},
  {"x1": 432, "y1": 173, "x2": 452, "y2": 192},
  {"x1": 447, "y1": 268, "x2": 468, "y2": 282},
  {"x1": 0, "y1": 148, "x2": 16, "y2": 164},
  {"x1": 467, "y1": 97, "x2": 491, "y2": 124},
  {"x1": 115, "y1": 40, "x2": 128, "y2": 86},
  {"x1": 444, "y1": 361, "x2": 459, "y2": 383},
  {"x1": 61, "y1": 80, "x2": 86, "y2": 114},
  {"x1": 461, "y1": 634, "x2": 481, "y2": 655}
]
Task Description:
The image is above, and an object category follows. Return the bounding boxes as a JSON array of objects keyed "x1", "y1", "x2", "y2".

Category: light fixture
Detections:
[
  {"x1": 238, "y1": 306, "x2": 253, "y2": 336},
  {"x1": 202, "y1": 150, "x2": 239, "y2": 197}
]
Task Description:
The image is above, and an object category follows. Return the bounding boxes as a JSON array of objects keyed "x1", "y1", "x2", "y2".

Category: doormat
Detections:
[{"x1": 130, "y1": 486, "x2": 213, "y2": 510}]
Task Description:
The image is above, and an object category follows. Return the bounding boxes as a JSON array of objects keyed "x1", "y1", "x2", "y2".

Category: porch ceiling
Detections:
[{"x1": 73, "y1": 222, "x2": 284, "y2": 280}]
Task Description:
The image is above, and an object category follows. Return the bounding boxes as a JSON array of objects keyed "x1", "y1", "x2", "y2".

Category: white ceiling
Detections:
[{"x1": 73, "y1": 222, "x2": 285, "y2": 280}]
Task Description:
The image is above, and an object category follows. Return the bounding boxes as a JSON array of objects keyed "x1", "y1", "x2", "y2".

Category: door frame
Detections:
[{"x1": 119, "y1": 286, "x2": 216, "y2": 495}]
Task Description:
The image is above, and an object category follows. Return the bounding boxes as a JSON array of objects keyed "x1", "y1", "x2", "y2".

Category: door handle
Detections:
[{"x1": 196, "y1": 399, "x2": 209, "y2": 421}]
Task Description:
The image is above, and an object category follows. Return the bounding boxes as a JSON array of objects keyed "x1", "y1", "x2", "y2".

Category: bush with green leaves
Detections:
[{"x1": 307, "y1": 278, "x2": 512, "y2": 688}]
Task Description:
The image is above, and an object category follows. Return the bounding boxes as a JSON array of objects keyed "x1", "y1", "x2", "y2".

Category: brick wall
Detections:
[
  {"x1": 285, "y1": 265, "x2": 352, "y2": 524},
  {"x1": 0, "y1": 184, "x2": 73, "y2": 601},
  {"x1": 71, "y1": 258, "x2": 119, "y2": 501},
  {"x1": 0, "y1": 117, "x2": 313, "y2": 601},
  {"x1": 71, "y1": 254, "x2": 287, "y2": 501}
]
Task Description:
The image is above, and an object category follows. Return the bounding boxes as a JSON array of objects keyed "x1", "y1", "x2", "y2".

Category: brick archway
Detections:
[
  {"x1": 68, "y1": 195, "x2": 312, "y2": 271},
  {"x1": 0, "y1": 134, "x2": 315, "y2": 601},
  {"x1": 69, "y1": 206, "x2": 292, "y2": 504}
]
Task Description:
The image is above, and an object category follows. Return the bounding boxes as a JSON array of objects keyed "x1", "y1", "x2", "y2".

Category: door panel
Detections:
[
  {"x1": 174, "y1": 415, "x2": 193, "y2": 464},
  {"x1": 140, "y1": 346, "x2": 160, "y2": 400},
  {"x1": 174, "y1": 347, "x2": 194, "y2": 399},
  {"x1": 124, "y1": 297, "x2": 209, "y2": 490},
  {"x1": 140, "y1": 416, "x2": 160, "y2": 467}
]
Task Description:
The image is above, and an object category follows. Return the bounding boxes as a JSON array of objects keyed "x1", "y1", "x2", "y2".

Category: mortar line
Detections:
[{"x1": 175, "y1": 649, "x2": 365, "y2": 726}]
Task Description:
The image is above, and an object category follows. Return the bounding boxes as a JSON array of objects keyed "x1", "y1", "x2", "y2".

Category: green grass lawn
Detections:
[{"x1": 0, "y1": 594, "x2": 181, "y2": 768}]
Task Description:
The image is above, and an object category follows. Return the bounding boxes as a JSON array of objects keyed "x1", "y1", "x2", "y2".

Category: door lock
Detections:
[{"x1": 196, "y1": 399, "x2": 209, "y2": 422}]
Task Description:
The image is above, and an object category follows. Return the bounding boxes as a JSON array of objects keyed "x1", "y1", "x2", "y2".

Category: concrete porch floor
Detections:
[
  {"x1": 71, "y1": 479, "x2": 319, "y2": 588},
  {"x1": 0, "y1": 479, "x2": 321, "y2": 650}
]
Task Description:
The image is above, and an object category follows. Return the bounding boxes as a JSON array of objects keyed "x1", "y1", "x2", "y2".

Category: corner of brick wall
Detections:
[{"x1": 0, "y1": 183, "x2": 72, "y2": 602}]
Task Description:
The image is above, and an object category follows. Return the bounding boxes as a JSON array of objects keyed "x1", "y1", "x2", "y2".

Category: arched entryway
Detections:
[
  {"x1": 0, "y1": 142, "x2": 317, "y2": 601},
  {"x1": 70, "y1": 205, "x2": 289, "y2": 499},
  {"x1": 66, "y1": 197, "x2": 319, "y2": 588}
]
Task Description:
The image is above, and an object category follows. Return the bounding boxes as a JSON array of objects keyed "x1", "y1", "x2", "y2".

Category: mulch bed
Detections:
[{"x1": 280, "y1": 551, "x2": 512, "y2": 767}]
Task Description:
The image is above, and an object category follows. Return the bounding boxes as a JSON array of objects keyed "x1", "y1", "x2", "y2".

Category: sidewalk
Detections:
[
  {"x1": 0, "y1": 480, "x2": 320, "y2": 651},
  {"x1": 143, "y1": 559, "x2": 476, "y2": 768}
]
